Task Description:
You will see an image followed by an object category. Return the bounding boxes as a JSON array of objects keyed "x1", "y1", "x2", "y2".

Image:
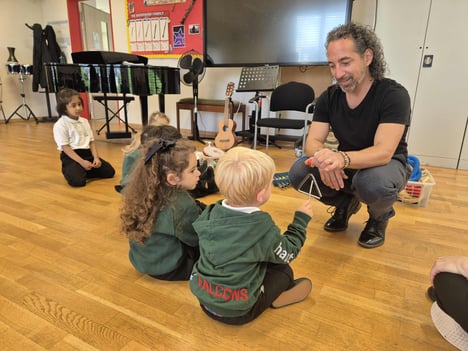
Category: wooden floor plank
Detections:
[{"x1": 0, "y1": 120, "x2": 465, "y2": 350}]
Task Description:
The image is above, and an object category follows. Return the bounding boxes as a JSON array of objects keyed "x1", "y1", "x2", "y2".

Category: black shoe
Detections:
[
  {"x1": 427, "y1": 286, "x2": 436, "y2": 301},
  {"x1": 358, "y1": 218, "x2": 388, "y2": 248},
  {"x1": 324, "y1": 197, "x2": 361, "y2": 232}
]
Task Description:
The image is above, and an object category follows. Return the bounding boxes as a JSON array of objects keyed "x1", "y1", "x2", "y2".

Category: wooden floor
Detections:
[{"x1": 0, "y1": 119, "x2": 466, "y2": 351}]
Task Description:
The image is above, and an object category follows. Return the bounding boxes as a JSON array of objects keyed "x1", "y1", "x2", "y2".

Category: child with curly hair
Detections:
[
  {"x1": 116, "y1": 124, "x2": 182, "y2": 192},
  {"x1": 120, "y1": 138, "x2": 201, "y2": 281},
  {"x1": 117, "y1": 112, "x2": 171, "y2": 191}
]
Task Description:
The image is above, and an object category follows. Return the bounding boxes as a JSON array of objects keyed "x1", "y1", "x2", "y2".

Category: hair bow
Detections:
[{"x1": 144, "y1": 138, "x2": 176, "y2": 164}]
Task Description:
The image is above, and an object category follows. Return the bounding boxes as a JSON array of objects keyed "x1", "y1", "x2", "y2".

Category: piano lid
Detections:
[{"x1": 71, "y1": 51, "x2": 148, "y2": 65}]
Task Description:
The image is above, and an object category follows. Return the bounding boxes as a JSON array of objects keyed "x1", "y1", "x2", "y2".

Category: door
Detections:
[
  {"x1": 406, "y1": 0, "x2": 468, "y2": 169},
  {"x1": 376, "y1": 0, "x2": 468, "y2": 169},
  {"x1": 79, "y1": 2, "x2": 113, "y2": 51},
  {"x1": 375, "y1": 0, "x2": 430, "y2": 107},
  {"x1": 78, "y1": 1, "x2": 116, "y2": 120}
]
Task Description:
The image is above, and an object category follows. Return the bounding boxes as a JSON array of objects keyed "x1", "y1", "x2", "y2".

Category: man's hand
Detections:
[
  {"x1": 305, "y1": 149, "x2": 348, "y2": 190},
  {"x1": 318, "y1": 167, "x2": 347, "y2": 190}
]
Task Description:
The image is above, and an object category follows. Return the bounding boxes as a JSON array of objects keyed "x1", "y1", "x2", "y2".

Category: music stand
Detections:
[
  {"x1": 237, "y1": 65, "x2": 279, "y2": 93},
  {"x1": 5, "y1": 65, "x2": 38, "y2": 124},
  {"x1": 0, "y1": 75, "x2": 5, "y2": 122},
  {"x1": 236, "y1": 65, "x2": 280, "y2": 147}
]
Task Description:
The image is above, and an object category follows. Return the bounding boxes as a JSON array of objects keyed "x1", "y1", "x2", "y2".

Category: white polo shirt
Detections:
[{"x1": 53, "y1": 115, "x2": 95, "y2": 151}]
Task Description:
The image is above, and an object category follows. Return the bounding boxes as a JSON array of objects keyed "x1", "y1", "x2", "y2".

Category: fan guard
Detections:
[{"x1": 177, "y1": 50, "x2": 206, "y2": 86}]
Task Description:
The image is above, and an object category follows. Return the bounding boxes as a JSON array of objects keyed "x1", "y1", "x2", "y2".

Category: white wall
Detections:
[
  {"x1": 352, "y1": 0, "x2": 377, "y2": 26},
  {"x1": 1, "y1": 0, "x2": 45, "y2": 119},
  {"x1": 0, "y1": 0, "x2": 70, "y2": 121},
  {"x1": 0, "y1": 0, "x2": 373, "y2": 131},
  {"x1": 109, "y1": 0, "x2": 375, "y2": 133}
]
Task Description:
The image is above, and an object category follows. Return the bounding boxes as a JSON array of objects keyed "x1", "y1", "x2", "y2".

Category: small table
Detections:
[{"x1": 176, "y1": 98, "x2": 247, "y2": 137}]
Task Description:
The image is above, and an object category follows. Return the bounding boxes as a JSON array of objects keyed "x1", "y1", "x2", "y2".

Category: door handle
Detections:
[{"x1": 423, "y1": 54, "x2": 434, "y2": 67}]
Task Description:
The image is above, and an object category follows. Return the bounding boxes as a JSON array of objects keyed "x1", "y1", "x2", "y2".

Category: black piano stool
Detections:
[{"x1": 93, "y1": 94, "x2": 137, "y2": 139}]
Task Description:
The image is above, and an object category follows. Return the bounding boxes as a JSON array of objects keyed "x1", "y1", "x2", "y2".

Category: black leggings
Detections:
[
  {"x1": 433, "y1": 272, "x2": 468, "y2": 332},
  {"x1": 201, "y1": 263, "x2": 295, "y2": 325},
  {"x1": 60, "y1": 149, "x2": 115, "y2": 187}
]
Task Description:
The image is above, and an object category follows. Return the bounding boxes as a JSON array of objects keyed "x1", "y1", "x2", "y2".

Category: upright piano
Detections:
[{"x1": 44, "y1": 51, "x2": 180, "y2": 129}]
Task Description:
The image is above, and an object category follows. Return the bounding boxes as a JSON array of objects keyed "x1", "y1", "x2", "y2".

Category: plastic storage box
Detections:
[{"x1": 397, "y1": 169, "x2": 435, "y2": 207}]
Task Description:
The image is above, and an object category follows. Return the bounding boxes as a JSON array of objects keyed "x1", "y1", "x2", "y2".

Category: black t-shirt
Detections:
[{"x1": 314, "y1": 78, "x2": 411, "y2": 157}]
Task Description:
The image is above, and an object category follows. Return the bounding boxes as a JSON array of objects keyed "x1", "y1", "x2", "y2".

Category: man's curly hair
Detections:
[{"x1": 326, "y1": 22, "x2": 387, "y2": 81}]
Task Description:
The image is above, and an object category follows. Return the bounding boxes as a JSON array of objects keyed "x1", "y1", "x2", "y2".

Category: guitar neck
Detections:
[
  {"x1": 221, "y1": 82, "x2": 235, "y2": 127},
  {"x1": 223, "y1": 97, "x2": 231, "y2": 125}
]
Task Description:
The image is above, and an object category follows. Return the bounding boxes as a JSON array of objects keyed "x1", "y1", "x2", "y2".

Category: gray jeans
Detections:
[{"x1": 289, "y1": 154, "x2": 411, "y2": 221}]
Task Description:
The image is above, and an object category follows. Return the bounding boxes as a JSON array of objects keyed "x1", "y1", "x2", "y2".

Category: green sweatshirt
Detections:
[
  {"x1": 120, "y1": 149, "x2": 141, "y2": 187},
  {"x1": 129, "y1": 190, "x2": 200, "y2": 276},
  {"x1": 190, "y1": 200, "x2": 311, "y2": 317}
]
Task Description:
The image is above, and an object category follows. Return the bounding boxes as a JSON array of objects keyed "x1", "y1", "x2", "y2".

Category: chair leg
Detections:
[
  {"x1": 253, "y1": 101, "x2": 260, "y2": 149},
  {"x1": 253, "y1": 123, "x2": 258, "y2": 149},
  {"x1": 1, "y1": 104, "x2": 5, "y2": 123},
  {"x1": 265, "y1": 129, "x2": 270, "y2": 153},
  {"x1": 301, "y1": 128, "x2": 307, "y2": 157}
]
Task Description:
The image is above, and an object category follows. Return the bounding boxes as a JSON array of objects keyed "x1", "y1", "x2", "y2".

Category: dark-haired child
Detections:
[{"x1": 53, "y1": 88, "x2": 115, "y2": 187}]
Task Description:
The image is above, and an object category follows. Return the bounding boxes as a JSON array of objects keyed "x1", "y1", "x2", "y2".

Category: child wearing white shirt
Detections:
[{"x1": 53, "y1": 88, "x2": 115, "y2": 187}]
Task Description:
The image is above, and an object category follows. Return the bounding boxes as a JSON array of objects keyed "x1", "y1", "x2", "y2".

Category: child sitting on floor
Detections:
[
  {"x1": 53, "y1": 88, "x2": 115, "y2": 187},
  {"x1": 116, "y1": 112, "x2": 171, "y2": 192},
  {"x1": 116, "y1": 124, "x2": 181, "y2": 193},
  {"x1": 120, "y1": 138, "x2": 201, "y2": 281},
  {"x1": 189, "y1": 146, "x2": 313, "y2": 325}
]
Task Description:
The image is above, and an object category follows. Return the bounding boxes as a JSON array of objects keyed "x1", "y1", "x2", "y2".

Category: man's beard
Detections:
[{"x1": 337, "y1": 72, "x2": 366, "y2": 93}]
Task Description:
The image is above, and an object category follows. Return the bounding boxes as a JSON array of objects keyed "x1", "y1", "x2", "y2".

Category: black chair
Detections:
[{"x1": 254, "y1": 81, "x2": 315, "y2": 154}]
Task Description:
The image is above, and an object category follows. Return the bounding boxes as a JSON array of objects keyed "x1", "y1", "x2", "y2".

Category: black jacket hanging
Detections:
[{"x1": 32, "y1": 24, "x2": 62, "y2": 92}]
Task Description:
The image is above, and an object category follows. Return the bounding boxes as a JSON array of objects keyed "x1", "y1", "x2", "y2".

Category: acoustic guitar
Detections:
[{"x1": 214, "y1": 82, "x2": 237, "y2": 151}]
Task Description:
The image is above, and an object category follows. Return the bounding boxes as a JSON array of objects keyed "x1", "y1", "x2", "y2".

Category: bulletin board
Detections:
[{"x1": 125, "y1": 0, "x2": 203, "y2": 58}]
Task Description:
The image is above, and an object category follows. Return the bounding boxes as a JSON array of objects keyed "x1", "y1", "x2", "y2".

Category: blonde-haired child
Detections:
[
  {"x1": 122, "y1": 111, "x2": 170, "y2": 154},
  {"x1": 190, "y1": 146, "x2": 313, "y2": 324}
]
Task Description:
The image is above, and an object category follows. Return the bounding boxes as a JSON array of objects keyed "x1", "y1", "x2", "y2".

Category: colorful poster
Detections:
[{"x1": 125, "y1": 0, "x2": 203, "y2": 58}]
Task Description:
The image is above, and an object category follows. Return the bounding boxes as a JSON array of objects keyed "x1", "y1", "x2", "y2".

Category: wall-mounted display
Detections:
[{"x1": 126, "y1": 0, "x2": 203, "y2": 58}]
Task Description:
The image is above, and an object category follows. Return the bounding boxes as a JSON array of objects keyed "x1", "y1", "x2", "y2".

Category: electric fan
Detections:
[{"x1": 177, "y1": 50, "x2": 206, "y2": 142}]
